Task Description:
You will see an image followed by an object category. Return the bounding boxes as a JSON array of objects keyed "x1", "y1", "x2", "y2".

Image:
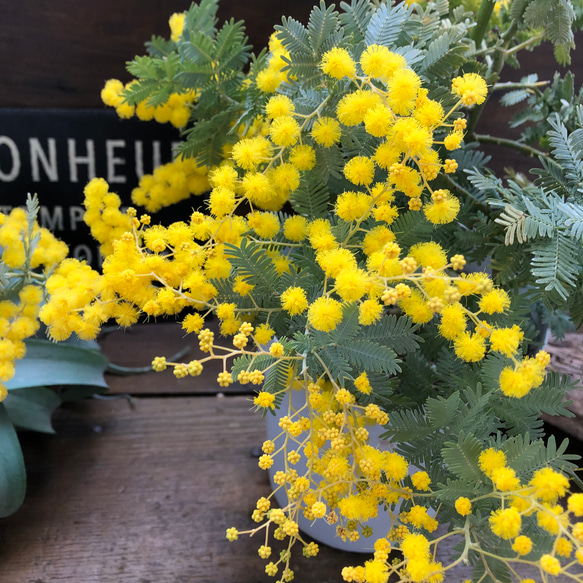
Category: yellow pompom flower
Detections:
[
  {"x1": 413, "y1": 99, "x2": 444, "y2": 128},
  {"x1": 438, "y1": 303, "x2": 467, "y2": 340},
  {"x1": 511, "y1": 535, "x2": 533, "y2": 556},
  {"x1": 317, "y1": 248, "x2": 358, "y2": 277},
  {"x1": 374, "y1": 142, "x2": 402, "y2": 169},
  {"x1": 265, "y1": 94, "x2": 295, "y2": 119},
  {"x1": 491, "y1": 466, "x2": 520, "y2": 492},
  {"x1": 409, "y1": 242, "x2": 448, "y2": 269},
  {"x1": 399, "y1": 289, "x2": 433, "y2": 324},
  {"x1": 281, "y1": 286, "x2": 308, "y2": 316},
  {"x1": 454, "y1": 332, "x2": 486, "y2": 362},
  {"x1": 308, "y1": 297, "x2": 343, "y2": 332},
  {"x1": 343, "y1": 156, "x2": 376, "y2": 186},
  {"x1": 411, "y1": 471, "x2": 431, "y2": 491},
  {"x1": 283, "y1": 216, "x2": 308, "y2": 241},
  {"x1": 489, "y1": 507, "x2": 521, "y2": 540},
  {"x1": 574, "y1": 522, "x2": 583, "y2": 543},
  {"x1": 247, "y1": 212, "x2": 280, "y2": 239},
  {"x1": 359, "y1": 299, "x2": 383, "y2": 325},
  {"x1": 479, "y1": 448, "x2": 507, "y2": 477},
  {"x1": 530, "y1": 467, "x2": 569, "y2": 503},
  {"x1": 364, "y1": 105, "x2": 394, "y2": 137},
  {"x1": 455, "y1": 497, "x2": 472, "y2": 516},
  {"x1": 311, "y1": 117, "x2": 342, "y2": 147},
  {"x1": 335, "y1": 267, "x2": 369, "y2": 302},
  {"x1": 232, "y1": 136, "x2": 272, "y2": 170},
  {"x1": 308, "y1": 218, "x2": 337, "y2": 251},
  {"x1": 354, "y1": 372, "x2": 372, "y2": 395},
  {"x1": 209, "y1": 187, "x2": 236, "y2": 218},
  {"x1": 289, "y1": 144, "x2": 316, "y2": 170},
  {"x1": 540, "y1": 554, "x2": 561, "y2": 576},
  {"x1": 337, "y1": 90, "x2": 382, "y2": 126},
  {"x1": 443, "y1": 130, "x2": 464, "y2": 151},
  {"x1": 423, "y1": 189, "x2": 460, "y2": 225},
  {"x1": 359, "y1": 44, "x2": 392, "y2": 77},
  {"x1": 556, "y1": 537, "x2": 572, "y2": 558},
  {"x1": 452, "y1": 73, "x2": 488, "y2": 106},
  {"x1": 269, "y1": 116, "x2": 301, "y2": 147},
  {"x1": 101, "y1": 79, "x2": 124, "y2": 107},
  {"x1": 489, "y1": 325, "x2": 524, "y2": 357},
  {"x1": 320, "y1": 47, "x2": 357, "y2": 79},
  {"x1": 169, "y1": 12, "x2": 186, "y2": 42},
  {"x1": 241, "y1": 172, "x2": 273, "y2": 207},
  {"x1": 254, "y1": 391, "x2": 276, "y2": 409},
  {"x1": 387, "y1": 67, "x2": 421, "y2": 115},
  {"x1": 254, "y1": 323, "x2": 275, "y2": 345},
  {"x1": 336, "y1": 191, "x2": 373, "y2": 221},
  {"x1": 499, "y1": 366, "x2": 532, "y2": 398},
  {"x1": 479, "y1": 289, "x2": 511, "y2": 314},
  {"x1": 568, "y1": 493, "x2": 583, "y2": 516}
]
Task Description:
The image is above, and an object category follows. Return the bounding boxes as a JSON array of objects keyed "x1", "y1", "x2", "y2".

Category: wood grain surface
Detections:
[
  {"x1": 99, "y1": 319, "x2": 248, "y2": 396},
  {"x1": 0, "y1": 0, "x2": 316, "y2": 108},
  {"x1": 0, "y1": 322, "x2": 577, "y2": 582},
  {"x1": 0, "y1": 396, "x2": 359, "y2": 583}
]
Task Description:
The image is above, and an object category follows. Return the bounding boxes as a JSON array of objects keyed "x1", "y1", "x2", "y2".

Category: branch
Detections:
[
  {"x1": 491, "y1": 81, "x2": 549, "y2": 92},
  {"x1": 473, "y1": 133, "x2": 548, "y2": 159},
  {"x1": 471, "y1": 0, "x2": 497, "y2": 47}
]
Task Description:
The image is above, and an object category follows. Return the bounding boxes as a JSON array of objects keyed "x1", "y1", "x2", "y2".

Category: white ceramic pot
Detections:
[{"x1": 265, "y1": 386, "x2": 418, "y2": 553}]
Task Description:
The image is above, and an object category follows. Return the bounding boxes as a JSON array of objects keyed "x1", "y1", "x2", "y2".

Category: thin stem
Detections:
[
  {"x1": 473, "y1": 133, "x2": 548, "y2": 158},
  {"x1": 506, "y1": 32, "x2": 545, "y2": 55},
  {"x1": 471, "y1": 0, "x2": 497, "y2": 47},
  {"x1": 491, "y1": 80, "x2": 549, "y2": 92}
]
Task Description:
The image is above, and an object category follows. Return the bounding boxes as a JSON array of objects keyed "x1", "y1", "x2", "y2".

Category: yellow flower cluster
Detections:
[
  {"x1": 0, "y1": 206, "x2": 68, "y2": 399},
  {"x1": 344, "y1": 444, "x2": 583, "y2": 582},
  {"x1": 0, "y1": 207, "x2": 68, "y2": 270},
  {"x1": 101, "y1": 79, "x2": 195, "y2": 128},
  {"x1": 36, "y1": 14, "x2": 575, "y2": 582},
  {"x1": 256, "y1": 34, "x2": 292, "y2": 93},
  {"x1": 131, "y1": 157, "x2": 211, "y2": 213}
]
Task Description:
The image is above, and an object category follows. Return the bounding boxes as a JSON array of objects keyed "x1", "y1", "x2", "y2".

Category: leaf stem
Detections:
[
  {"x1": 471, "y1": 0, "x2": 497, "y2": 47},
  {"x1": 473, "y1": 133, "x2": 547, "y2": 158},
  {"x1": 491, "y1": 81, "x2": 549, "y2": 92}
]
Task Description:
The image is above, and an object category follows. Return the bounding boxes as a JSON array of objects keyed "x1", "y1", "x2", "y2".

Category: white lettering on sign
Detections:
[
  {"x1": 68, "y1": 139, "x2": 96, "y2": 183},
  {"x1": 0, "y1": 137, "x2": 176, "y2": 185},
  {"x1": 0, "y1": 136, "x2": 21, "y2": 182},
  {"x1": 30, "y1": 138, "x2": 58, "y2": 182},
  {"x1": 40, "y1": 205, "x2": 64, "y2": 231},
  {"x1": 152, "y1": 140, "x2": 161, "y2": 169},
  {"x1": 106, "y1": 139, "x2": 126, "y2": 184},
  {"x1": 69, "y1": 206, "x2": 85, "y2": 231},
  {"x1": 135, "y1": 140, "x2": 144, "y2": 179}
]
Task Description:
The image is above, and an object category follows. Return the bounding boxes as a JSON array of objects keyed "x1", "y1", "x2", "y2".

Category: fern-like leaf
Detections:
[{"x1": 223, "y1": 238, "x2": 280, "y2": 292}]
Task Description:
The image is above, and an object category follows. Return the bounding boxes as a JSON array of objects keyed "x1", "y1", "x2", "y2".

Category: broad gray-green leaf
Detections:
[
  {"x1": 3, "y1": 388, "x2": 62, "y2": 434},
  {"x1": 6, "y1": 339, "x2": 109, "y2": 391},
  {"x1": 0, "y1": 404, "x2": 26, "y2": 517}
]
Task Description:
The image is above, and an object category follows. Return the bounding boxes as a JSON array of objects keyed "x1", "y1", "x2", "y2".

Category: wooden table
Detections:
[
  {"x1": 0, "y1": 323, "x2": 574, "y2": 582},
  {"x1": 0, "y1": 323, "x2": 369, "y2": 583}
]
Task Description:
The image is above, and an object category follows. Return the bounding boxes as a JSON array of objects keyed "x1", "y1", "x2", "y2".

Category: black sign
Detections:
[{"x1": 0, "y1": 109, "x2": 202, "y2": 267}]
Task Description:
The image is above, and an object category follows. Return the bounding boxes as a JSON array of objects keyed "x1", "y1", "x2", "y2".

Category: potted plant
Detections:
[{"x1": 33, "y1": 0, "x2": 583, "y2": 581}]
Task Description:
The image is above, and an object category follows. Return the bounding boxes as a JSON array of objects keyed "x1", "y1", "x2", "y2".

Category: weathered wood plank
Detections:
[
  {"x1": 0, "y1": 0, "x2": 316, "y2": 108},
  {"x1": 0, "y1": 396, "x2": 359, "y2": 583},
  {"x1": 99, "y1": 320, "x2": 249, "y2": 395},
  {"x1": 0, "y1": 396, "x2": 572, "y2": 582}
]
